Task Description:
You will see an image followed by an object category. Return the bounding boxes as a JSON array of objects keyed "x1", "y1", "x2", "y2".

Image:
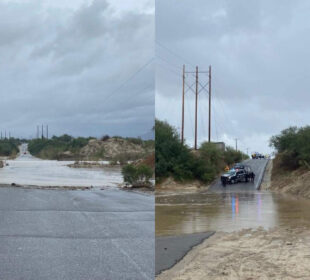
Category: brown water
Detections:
[{"x1": 156, "y1": 190, "x2": 310, "y2": 236}]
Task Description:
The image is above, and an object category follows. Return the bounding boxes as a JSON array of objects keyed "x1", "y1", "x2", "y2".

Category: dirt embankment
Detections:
[
  {"x1": 157, "y1": 227, "x2": 310, "y2": 280},
  {"x1": 80, "y1": 138, "x2": 153, "y2": 160},
  {"x1": 260, "y1": 159, "x2": 273, "y2": 190},
  {"x1": 262, "y1": 157, "x2": 310, "y2": 199}
]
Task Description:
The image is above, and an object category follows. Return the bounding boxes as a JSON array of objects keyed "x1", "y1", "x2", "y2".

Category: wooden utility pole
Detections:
[
  {"x1": 181, "y1": 65, "x2": 185, "y2": 144},
  {"x1": 194, "y1": 66, "x2": 198, "y2": 150},
  {"x1": 208, "y1": 65, "x2": 211, "y2": 143},
  {"x1": 41, "y1": 124, "x2": 44, "y2": 139},
  {"x1": 235, "y1": 138, "x2": 238, "y2": 151},
  {"x1": 182, "y1": 65, "x2": 211, "y2": 150}
]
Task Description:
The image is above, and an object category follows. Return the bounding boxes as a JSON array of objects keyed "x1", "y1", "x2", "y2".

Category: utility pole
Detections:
[
  {"x1": 181, "y1": 65, "x2": 185, "y2": 144},
  {"x1": 235, "y1": 138, "x2": 238, "y2": 151},
  {"x1": 46, "y1": 125, "x2": 48, "y2": 139},
  {"x1": 208, "y1": 65, "x2": 211, "y2": 143},
  {"x1": 5, "y1": 130, "x2": 6, "y2": 139},
  {"x1": 181, "y1": 65, "x2": 211, "y2": 150},
  {"x1": 194, "y1": 66, "x2": 198, "y2": 150},
  {"x1": 37, "y1": 125, "x2": 39, "y2": 139},
  {"x1": 41, "y1": 124, "x2": 44, "y2": 139}
]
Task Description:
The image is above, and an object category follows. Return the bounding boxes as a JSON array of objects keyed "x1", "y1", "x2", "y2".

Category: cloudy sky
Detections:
[
  {"x1": 156, "y1": 0, "x2": 310, "y2": 155},
  {"x1": 0, "y1": 0, "x2": 154, "y2": 139}
]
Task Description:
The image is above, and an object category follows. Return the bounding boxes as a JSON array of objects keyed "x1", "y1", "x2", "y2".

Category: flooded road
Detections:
[
  {"x1": 156, "y1": 190, "x2": 310, "y2": 236},
  {"x1": 0, "y1": 144, "x2": 122, "y2": 188},
  {"x1": 156, "y1": 159, "x2": 310, "y2": 236}
]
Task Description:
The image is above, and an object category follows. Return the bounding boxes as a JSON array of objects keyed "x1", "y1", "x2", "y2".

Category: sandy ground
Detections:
[{"x1": 156, "y1": 227, "x2": 310, "y2": 280}]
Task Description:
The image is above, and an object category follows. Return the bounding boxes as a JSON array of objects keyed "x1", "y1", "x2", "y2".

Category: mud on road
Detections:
[{"x1": 157, "y1": 227, "x2": 310, "y2": 280}]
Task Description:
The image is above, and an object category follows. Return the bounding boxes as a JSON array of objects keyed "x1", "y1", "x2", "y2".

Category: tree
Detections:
[{"x1": 155, "y1": 119, "x2": 194, "y2": 181}]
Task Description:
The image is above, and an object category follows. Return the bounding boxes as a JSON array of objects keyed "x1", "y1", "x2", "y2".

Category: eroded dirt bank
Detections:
[
  {"x1": 157, "y1": 227, "x2": 310, "y2": 280},
  {"x1": 262, "y1": 158, "x2": 310, "y2": 199}
]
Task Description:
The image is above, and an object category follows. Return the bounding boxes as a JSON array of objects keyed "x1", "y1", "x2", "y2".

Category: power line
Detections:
[
  {"x1": 156, "y1": 55, "x2": 183, "y2": 71},
  {"x1": 102, "y1": 57, "x2": 154, "y2": 106},
  {"x1": 156, "y1": 41, "x2": 195, "y2": 69}
]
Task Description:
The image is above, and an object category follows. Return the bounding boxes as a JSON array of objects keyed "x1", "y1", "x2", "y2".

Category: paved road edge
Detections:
[{"x1": 256, "y1": 159, "x2": 270, "y2": 190}]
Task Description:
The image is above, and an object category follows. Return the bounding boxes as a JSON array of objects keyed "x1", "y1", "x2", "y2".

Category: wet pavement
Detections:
[
  {"x1": 155, "y1": 232, "x2": 214, "y2": 275},
  {"x1": 0, "y1": 187, "x2": 154, "y2": 280},
  {"x1": 209, "y1": 158, "x2": 269, "y2": 191},
  {"x1": 156, "y1": 159, "x2": 310, "y2": 236}
]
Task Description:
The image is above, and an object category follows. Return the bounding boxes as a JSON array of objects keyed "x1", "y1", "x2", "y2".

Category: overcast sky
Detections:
[
  {"x1": 156, "y1": 0, "x2": 310, "y2": 155},
  {"x1": 0, "y1": 0, "x2": 154, "y2": 139}
]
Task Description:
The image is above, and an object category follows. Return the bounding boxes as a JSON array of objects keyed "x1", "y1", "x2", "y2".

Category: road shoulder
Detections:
[{"x1": 155, "y1": 232, "x2": 214, "y2": 276}]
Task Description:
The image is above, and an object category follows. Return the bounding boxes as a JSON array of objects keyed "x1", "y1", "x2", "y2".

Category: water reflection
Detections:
[{"x1": 156, "y1": 190, "x2": 310, "y2": 236}]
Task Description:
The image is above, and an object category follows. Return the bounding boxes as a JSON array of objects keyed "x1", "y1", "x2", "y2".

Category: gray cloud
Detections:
[
  {"x1": 156, "y1": 0, "x2": 310, "y2": 154},
  {"x1": 0, "y1": 0, "x2": 154, "y2": 139}
]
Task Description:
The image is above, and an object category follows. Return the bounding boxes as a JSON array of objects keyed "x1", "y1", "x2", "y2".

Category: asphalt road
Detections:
[
  {"x1": 210, "y1": 158, "x2": 269, "y2": 192},
  {"x1": 155, "y1": 232, "x2": 214, "y2": 275},
  {"x1": 0, "y1": 187, "x2": 154, "y2": 280}
]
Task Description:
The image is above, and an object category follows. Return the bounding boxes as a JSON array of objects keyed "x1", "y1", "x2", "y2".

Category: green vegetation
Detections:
[
  {"x1": 270, "y1": 126, "x2": 310, "y2": 170},
  {"x1": 28, "y1": 135, "x2": 92, "y2": 160},
  {"x1": 0, "y1": 138, "x2": 20, "y2": 157},
  {"x1": 28, "y1": 133, "x2": 154, "y2": 161},
  {"x1": 224, "y1": 146, "x2": 249, "y2": 165},
  {"x1": 122, "y1": 163, "x2": 153, "y2": 187},
  {"x1": 155, "y1": 119, "x2": 248, "y2": 184},
  {"x1": 110, "y1": 136, "x2": 154, "y2": 149}
]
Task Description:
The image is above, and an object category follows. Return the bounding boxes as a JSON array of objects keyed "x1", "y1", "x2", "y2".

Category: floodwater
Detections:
[
  {"x1": 156, "y1": 190, "x2": 310, "y2": 236},
  {"x1": 0, "y1": 144, "x2": 122, "y2": 188}
]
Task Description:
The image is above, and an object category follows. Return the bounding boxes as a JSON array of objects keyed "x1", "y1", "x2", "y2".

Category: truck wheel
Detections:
[{"x1": 231, "y1": 179, "x2": 236, "y2": 184}]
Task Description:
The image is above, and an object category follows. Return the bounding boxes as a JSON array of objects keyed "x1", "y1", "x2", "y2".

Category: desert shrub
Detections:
[
  {"x1": 126, "y1": 137, "x2": 143, "y2": 145},
  {"x1": 122, "y1": 163, "x2": 153, "y2": 187},
  {"x1": 143, "y1": 140, "x2": 155, "y2": 149},
  {"x1": 224, "y1": 146, "x2": 248, "y2": 165},
  {"x1": 0, "y1": 139, "x2": 19, "y2": 156},
  {"x1": 101, "y1": 135, "x2": 110, "y2": 141},
  {"x1": 112, "y1": 136, "x2": 123, "y2": 140},
  {"x1": 270, "y1": 126, "x2": 310, "y2": 170}
]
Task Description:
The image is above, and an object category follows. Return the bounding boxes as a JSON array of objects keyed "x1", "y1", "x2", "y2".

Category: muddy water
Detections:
[
  {"x1": 156, "y1": 190, "x2": 310, "y2": 236},
  {"x1": 0, "y1": 144, "x2": 122, "y2": 188}
]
